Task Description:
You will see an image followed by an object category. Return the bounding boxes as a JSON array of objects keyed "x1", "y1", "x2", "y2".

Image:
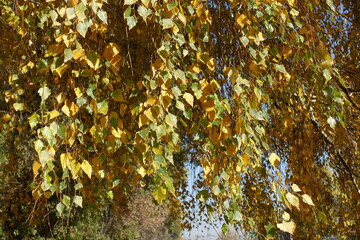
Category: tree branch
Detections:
[{"x1": 308, "y1": 114, "x2": 360, "y2": 196}]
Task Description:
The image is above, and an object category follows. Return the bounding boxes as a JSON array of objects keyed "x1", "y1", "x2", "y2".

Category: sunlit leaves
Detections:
[
  {"x1": 73, "y1": 195, "x2": 83, "y2": 208},
  {"x1": 269, "y1": 153, "x2": 280, "y2": 169},
  {"x1": 81, "y1": 160, "x2": 92, "y2": 179},
  {"x1": 183, "y1": 93, "x2": 194, "y2": 107},
  {"x1": 302, "y1": 194, "x2": 315, "y2": 206},
  {"x1": 161, "y1": 18, "x2": 174, "y2": 29},
  {"x1": 85, "y1": 50, "x2": 101, "y2": 70},
  {"x1": 75, "y1": 2, "x2": 87, "y2": 21},
  {"x1": 38, "y1": 86, "x2": 51, "y2": 102},
  {"x1": 286, "y1": 193, "x2": 300, "y2": 210},
  {"x1": 97, "y1": 9, "x2": 107, "y2": 24},
  {"x1": 138, "y1": 5, "x2": 151, "y2": 22},
  {"x1": 124, "y1": 0, "x2": 137, "y2": 5},
  {"x1": 277, "y1": 221, "x2": 296, "y2": 234},
  {"x1": 1, "y1": 0, "x2": 355, "y2": 237}
]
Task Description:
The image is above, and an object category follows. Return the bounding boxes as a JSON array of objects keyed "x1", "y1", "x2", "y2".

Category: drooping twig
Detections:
[{"x1": 308, "y1": 114, "x2": 360, "y2": 196}]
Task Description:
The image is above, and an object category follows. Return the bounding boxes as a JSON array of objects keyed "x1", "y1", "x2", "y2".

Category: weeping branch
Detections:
[{"x1": 308, "y1": 114, "x2": 360, "y2": 196}]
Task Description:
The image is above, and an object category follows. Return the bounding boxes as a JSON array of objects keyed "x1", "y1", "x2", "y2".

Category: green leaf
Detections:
[
  {"x1": 161, "y1": 18, "x2": 174, "y2": 29},
  {"x1": 73, "y1": 195, "x2": 83, "y2": 208},
  {"x1": 165, "y1": 113, "x2": 177, "y2": 128},
  {"x1": 155, "y1": 124, "x2": 167, "y2": 139},
  {"x1": 40, "y1": 150, "x2": 52, "y2": 166},
  {"x1": 76, "y1": 21, "x2": 89, "y2": 38},
  {"x1": 212, "y1": 185, "x2": 221, "y2": 195},
  {"x1": 97, "y1": 100, "x2": 109, "y2": 115},
  {"x1": 64, "y1": 48, "x2": 73, "y2": 63},
  {"x1": 153, "y1": 187, "x2": 166, "y2": 203},
  {"x1": 233, "y1": 211, "x2": 241, "y2": 221},
  {"x1": 38, "y1": 86, "x2": 51, "y2": 102},
  {"x1": 221, "y1": 223, "x2": 228, "y2": 234},
  {"x1": 66, "y1": 7, "x2": 76, "y2": 20},
  {"x1": 154, "y1": 154, "x2": 166, "y2": 167},
  {"x1": 126, "y1": 16, "x2": 137, "y2": 29},
  {"x1": 138, "y1": 128, "x2": 150, "y2": 139},
  {"x1": 97, "y1": 9, "x2": 107, "y2": 24},
  {"x1": 137, "y1": 5, "x2": 151, "y2": 22},
  {"x1": 29, "y1": 112, "x2": 40, "y2": 129},
  {"x1": 123, "y1": 6, "x2": 132, "y2": 18},
  {"x1": 85, "y1": 50, "x2": 101, "y2": 70},
  {"x1": 124, "y1": 0, "x2": 137, "y2": 5},
  {"x1": 323, "y1": 69, "x2": 331, "y2": 81},
  {"x1": 275, "y1": 64, "x2": 287, "y2": 73},
  {"x1": 75, "y1": 2, "x2": 87, "y2": 21},
  {"x1": 56, "y1": 202, "x2": 65, "y2": 215},
  {"x1": 13, "y1": 102, "x2": 24, "y2": 111},
  {"x1": 167, "y1": 2, "x2": 177, "y2": 10},
  {"x1": 240, "y1": 36, "x2": 249, "y2": 46},
  {"x1": 327, "y1": 116, "x2": 336, "y2": 129},
  {"x1": 62, "y1": 195, "x2": 71, "y2": 208}
]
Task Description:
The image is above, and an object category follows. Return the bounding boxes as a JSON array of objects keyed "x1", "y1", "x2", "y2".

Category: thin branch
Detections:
[
  {"x1": 335, "y1": 77, "x2": 360, "y2": 112},
  {"x1": 308, "y1": 114, "x2": 360, "y2": 196}
]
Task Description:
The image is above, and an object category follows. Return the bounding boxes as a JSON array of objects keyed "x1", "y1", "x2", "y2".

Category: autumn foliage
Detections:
[{"x1": 0, "y1": 0, "x2": 359, "y2": 238}]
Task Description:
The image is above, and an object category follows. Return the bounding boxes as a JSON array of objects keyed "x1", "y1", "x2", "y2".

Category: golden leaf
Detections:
[
  {"x1": 81, "y1": 160, "x2": 92, "y2": 179},
  {"x1": 236, "y1": 14, "x2": 247, "y2": 28},
  {"x1": 269, "y1": 153, "x2": 280, "y2": 169},
  {"x1": 183, "y1": 93, "x2": 194, "y2": 107},
  {"x1": 32, "y1": 161, "x2": 42, "y2": 177},
  {"x1": 277, "y1": 221, "x2": 296, "y2": 234},
  {"x1": 302, "y1": 194, "x2": 315, "y2": 206},
  {"x1": 49, "y1": 110, "x2": 60, "y2": 120}
]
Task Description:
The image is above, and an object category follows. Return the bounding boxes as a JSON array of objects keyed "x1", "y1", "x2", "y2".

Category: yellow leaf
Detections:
[
  {"x1": 207, "y1": 57, "x2": 216, "y2": 71},
  {"x1": 283, "y1": 46, "x2": 292, "y2": 59},
  {"x1": 241, "y1": 154, "x2": 251, "y2": 166},
  {"x1": 145, "y1": 96, "x2": 157, "y2": 107},
  {"x1": 287, "y1": 0, "x2": 295, "y2": 7},
  {"x1": 72, "y1": 49, "x2": 85, "y2": 60},
  {"x1": 32, "y1": 161, "x2": 42, "y2": 177},
  {"x1": 302, "y1": 194, "x2": 315, "y2": 206},
  {"x1": 13, "y1": 103, "x2": 24, "y2": 111},
  {"x1": 49, "y1": 110, "x2": 60, "y2": 120},
  {"x1": 137, "y1": 167, "x2": 146, "y2": 177},
  {"x1": 286, "y1": 192, "x2": 300, "y2": 210},
  {"x1": 70, "y1": 160, "x2": 81, "y2": 178},
  {"x1": 269, "y1": 153, "x2": 280, "y2": 169},
  {"x1": 111, "y1": 127, "x2": 122, "y2": 138},
  {"x1": 81, "y1": 160, "x2": 92, "y2": 179},
  {"x1": 183, "y1": 93, "x2": 194, "y2": 107},
  {"x1": 138, "y1": 114, "x2": 148, "y2": 128},
  {"x1": 236, "y1": 14, "x2": 247, "y2": 28},
  {"x1": 277, "y1": 221, "x2": 296, "y2": 234},
  {"x1": 74, "y1": 87, "x2": 83, "y2": 98},
  {"x1": 60, "y1": 153, "x2": 72, "y2": 169},
  {"x1": 55, "y1": 64, "x2": 68, "y2": 77},
  {"x1": 291, "y1": 184, "x2": 302, "y2": 192},
  {"x1": 61, "y1": 101, "x2": 70, "y2": 117},
  {"x1": 70, "y1": 102, "x2": 79, "y2": 116},
  {"x1": 188, "y1": 64, "x2": 200, "y2": 73},
  {"x1": 125, "y1": 0, "x2": 137, "y2": 5},
  {"x1": 282, "y1": 211, "x2": 290, "y2": 221},
  {"x1": 144, "y1": 108, "x2": 156, "y2": 123}
]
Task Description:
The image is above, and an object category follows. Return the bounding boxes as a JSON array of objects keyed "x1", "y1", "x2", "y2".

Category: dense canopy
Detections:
[{"x1": 0, "y1": 0, "x2": 359, "y2": 238}]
